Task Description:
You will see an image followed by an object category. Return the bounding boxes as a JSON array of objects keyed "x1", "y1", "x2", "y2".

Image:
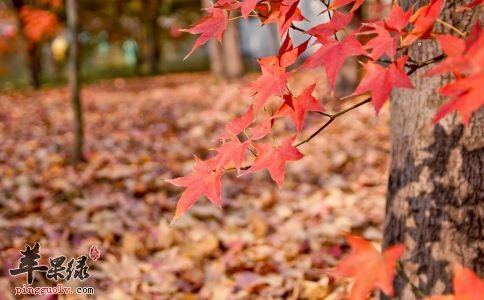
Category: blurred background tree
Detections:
[{"x1": 0, "y1": 0, "x2": 260, "y2": 89}]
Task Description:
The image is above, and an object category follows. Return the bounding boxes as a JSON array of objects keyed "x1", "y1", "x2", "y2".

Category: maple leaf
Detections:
[
  {"x1": 278, "y1": 35, "x2": 310, "y2": 67},
  {"x1": 302, "y1": 35, "x2": 366, "y2": 91},
  {"x1": 433, "y1": 74, "x2": 484, "y2": 125},
  {"x1": 248, "y1": 136, "x2": 303, "y2": 185},
  {"x1": 166, "y1": 157, "x2": 223, "y2": 222},
  {"x1": 456, "y1": 0, "x2": 483, "y2": 11},
  {"x1": 248, "y1": 115, "x2": 273, "y2": 140},
  {"x1": 255, "y1": 0, "x2": 305, "y2": 37},
  {"x1": 218, "y1": 106, "x2": 254, "y2": 140},
  {"x1": 360, "y1": 21, "x2": 401, "y2": 60},
  {"x1": 426, "y1": 265, "x2": 484, "y2": 300},
  {"x1": 427, "y1": 24, "x2": 484, "y2": 78},
  {"x1": 215, "y1": 136, "x2": 251, "y2": 171},
  {"x1": 352, "y1": 56, "x2": 413, "y2": 114},
  {"x1": 425, "y1": 35, "x2": 467, "y2": 77},
  {"x1": 181, "y1": 8, "x2": 229, "y2": 60},
  {"x1": 277, "y1": 0, "x2": 304, "y2": 37},
  {"x1": 402, "y1": 0, "x2": 444, "y2": 46},
  {"x1": 328, "y1": 0, "x2": 365, "y2": 12},
  {"x1": 306, "y1": 11, "x2": 353, "y2": 41},
  {"x1": 211, "y1": 0, "x2": 241, "y2": 11},
  {"x1": 249, "y1": 38, "x2": 308, "y2": 112},
  {"x1": 241, "y1": 0, "x2": 258, "y2": 18},
  {"x1": 331, "y1": 234, "x2": 405, "y2": 300},
  {"x1": 384, "y1": 2, "x2": 413, "y2": 32},
  {"x1": 249, "y1": 56, "x2": 290, "y2": 113},
  {"x1": 273, "y1": 83, "x2": 324, "y2": 131}
]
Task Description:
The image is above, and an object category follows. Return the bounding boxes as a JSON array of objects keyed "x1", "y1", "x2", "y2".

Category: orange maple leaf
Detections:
[
  {"x1": 331, "y1": 234, "x2": 405, "y2": 300},
  {"x1": 166, "y1": 157, "x2": 223, "y2": 223},
  {"x1": 402, "y1": 0, "x2": 444, "y2": 46},
  {"x1": 426, "y1": 265, "x2": 484, "y2": 300}
]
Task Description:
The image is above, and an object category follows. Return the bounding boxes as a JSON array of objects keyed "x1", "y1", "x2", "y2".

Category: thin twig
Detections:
[
  {"x1": 293, "y1": 53, "x2": 445, "y2": 148},
  {"x1": 436, "y1": 19, "x2": 467, "y2": 37},
  {"x1": 221, "y1": 54, "x2": 446, "y2": 173},
  {"x1": 294, "y1": 98, "x2": 371, "y2": 147}
]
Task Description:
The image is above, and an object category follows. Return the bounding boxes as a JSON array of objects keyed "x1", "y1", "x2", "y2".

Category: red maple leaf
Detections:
[
  {"x1": 181, "y1": 8, "x2": 229, "y2": 59},
  {"x1": 306, "y1": 11, "x2": 353, "y2": 41},
  {"x1": 331, "y1": 234, "x2": 405, "y2": 300},
  {"x1": 402, "y1": 0, "x2": 444, "y2": 46},
  {"x1": 249, "y1": 38, "x2": 308, "y2": 112},
  {"x1": 166, "y1": 157, "x2": 223, "y2": 222},
  {"x1": 385, "y1": 2, "x2": 413, "y2": 32},
  {"x1": 302, "y1": 34, "x2": 366, "y2": 91},
  {"x1": 211, "y1": 0, "x2": 241, "y2": 11},
  {"x1": 256, "y1": 0, "x2": 304, "y2": 37},
  {"x1": 218, "y1": 106, "x2": 254, "y2": 140},
  {"x1": 248, "y1": 136, "x2": 303, "y2": 185},
  {"x1": 215, "y1": 136, "x2": 251, "y2": 171},
  {"x1": 241, "y1": 0, "x2": 258, "y2": 18},
  {"x1": 433, "y1": 74, "x2": 484, "y2": 125},
  {"x1": 352, "y1": 56, "x2": 413, "y2": 114},
  {"x1": 426, "y1": 265, "x2": 484, "y2": 300},
  {"x1": 427, "y1": 24, "x2": 484, "y2": 78},
  {"x1": 278, "y1": 0, "x2": 305, "y2": 37},
  {"x1": 328, "y1": 0, "x2": 365, "y2": 12},
  {"x1": 427, "y1": 23, "x2": 484, "y2": 125},
  {"x1": 457, "y1": 0, "x2": 483, "y2": 11},
  {"x1": 249, "y1": 56, "x2": 290, "y2": 113},
  {"x1": 360, "y1": 21, "x2": 401, "y2": 60},
  {"x1": 273, "y1": 83, "x2": 325, "y2": 131},
  {"x1": 248, "y1": 115, "x2": 273, "y2": 140},
  {"x1": 278, "y1": 35, "x2": 310, "y2": 67}
]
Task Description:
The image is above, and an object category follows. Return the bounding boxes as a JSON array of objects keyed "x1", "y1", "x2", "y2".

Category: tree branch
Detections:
[
  {"x1": 294, "y1": 53, "x2": 445, "y2": 148},
  {"x1": 222, "y1": 53, "x2": 446, "y2": 173},
  {"x1": 294, "y1": 98, "x2": 371, "y2": 147}
]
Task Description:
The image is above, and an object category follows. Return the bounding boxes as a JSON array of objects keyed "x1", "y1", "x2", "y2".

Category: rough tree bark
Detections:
[
  {"x1": 382, "y1": 1, "x2": 483, "y2": 299},
  {"x1": 66, "y1": 0, "x2": 84, "y2": 165}
]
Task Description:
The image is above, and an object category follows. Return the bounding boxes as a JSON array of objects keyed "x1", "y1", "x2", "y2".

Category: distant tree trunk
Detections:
[
  {"x1": 11, "y1": 0, "x2": 42, "y2": 89},
  {"x1": 146, "y1": 0, "x2": 161, "y2": 74},
  {"x1": 26, "y1": 42, "x2": 41, "y2": 89},
  {"x1": 382, "y1": 1, "x2": 482, "y2": 299},
  {"x1": 67, "y1": 0, "x2": 84, "y2": 165},
  {"x1": 221, "y1": 20, "x2": 244, "y2": 79},
  {"x1": 202, "y1": 0, "x2": 244, "y2": 80}
]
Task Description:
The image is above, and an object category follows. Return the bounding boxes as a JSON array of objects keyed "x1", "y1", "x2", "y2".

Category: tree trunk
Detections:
[
  {"x1": 146, "y1": 0, "x2": 161, "y2": 74},
  {"x1": 26, "y1": 42, "x2": 41, "y2": 89},
  {"x1": 202, "y1": 0, "x2": 244, "y2": 80},
  {"x1": 221, "y1": 20, "x2": 244, "y2": 80},
  {"x1": 11, "y1": 0, "x2": 42, "y2": 89},
  {"x1": 67, "y1": 0, "x2": 84, "y2": 165},
  {"x1": 383, "y1": 1, "x2": 483, "y2": 299}
]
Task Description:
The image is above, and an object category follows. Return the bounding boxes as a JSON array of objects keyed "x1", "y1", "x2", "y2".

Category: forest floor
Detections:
[{"x1": 0, "y1": 71, "x2": 390, "y2": 300}]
